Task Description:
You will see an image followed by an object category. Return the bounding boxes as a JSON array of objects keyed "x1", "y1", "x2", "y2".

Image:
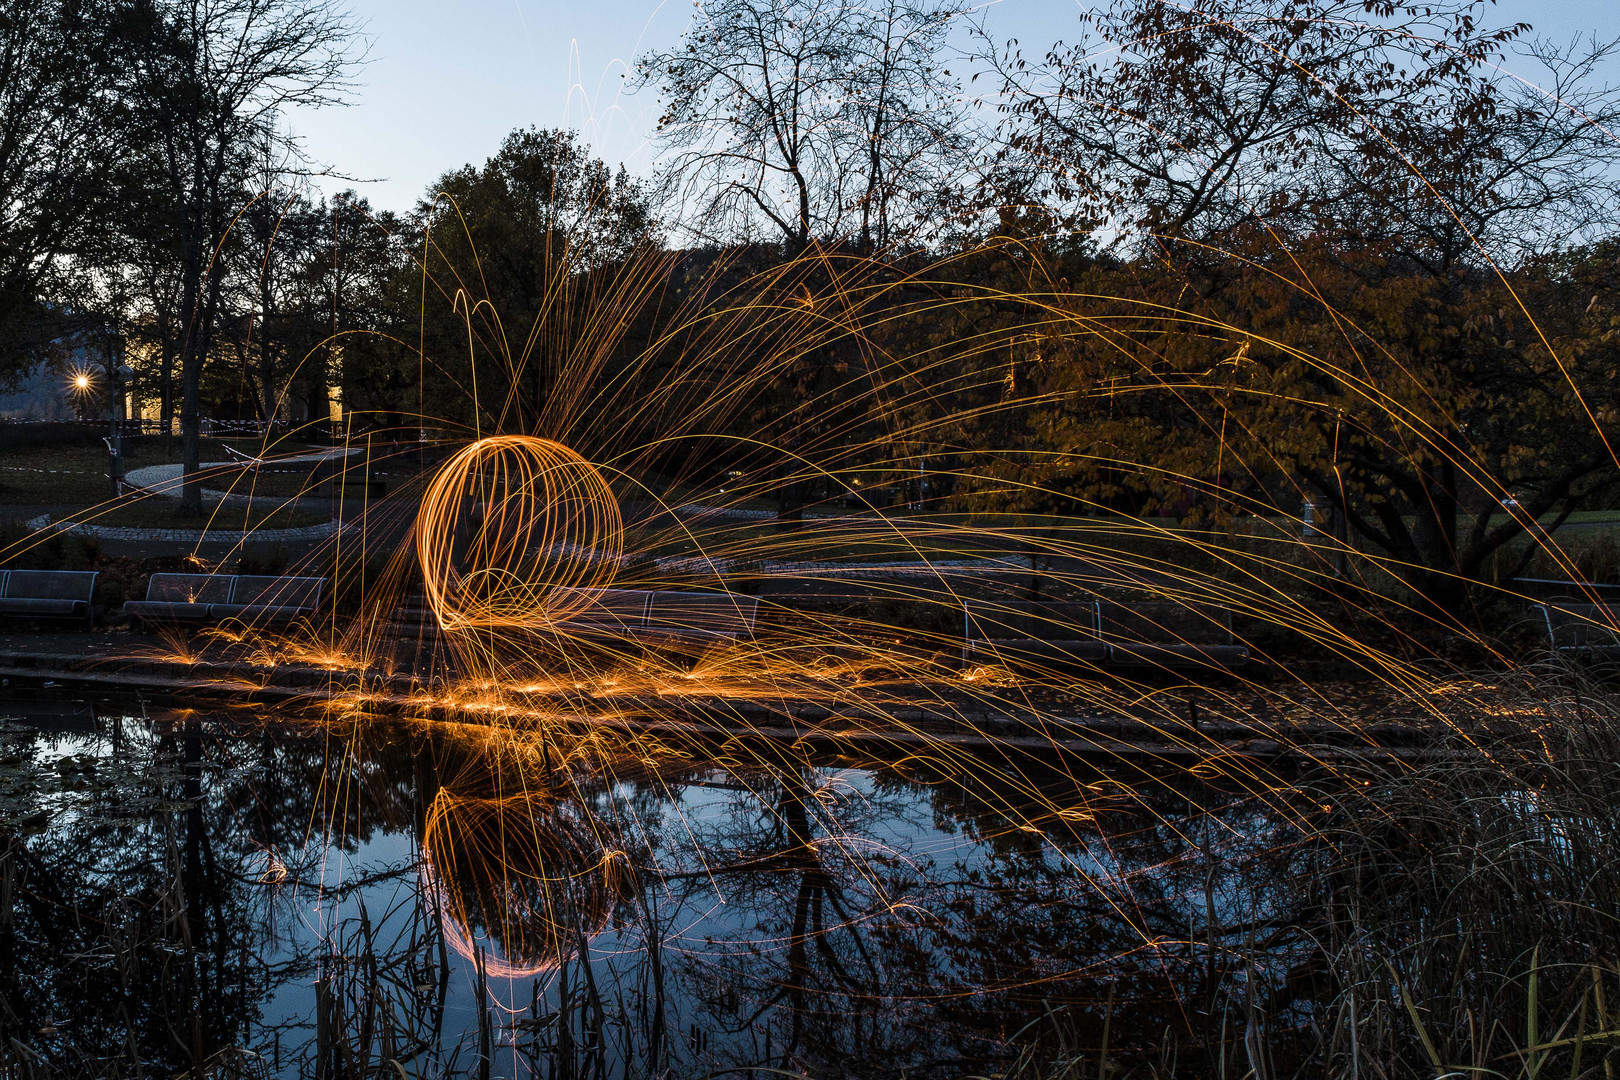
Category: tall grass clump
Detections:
[
  {"x1": 1304, "y1": 671, "x2": 1620, "y2": 1080},
  {"x1": 988, "y1": 671, "x2": 1620, "y2": 1080}
]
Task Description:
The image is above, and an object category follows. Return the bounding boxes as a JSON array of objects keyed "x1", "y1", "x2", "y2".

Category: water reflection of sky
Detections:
[{"x1": 0, "y1": 697, "x2": 1319, "y2": 1078}]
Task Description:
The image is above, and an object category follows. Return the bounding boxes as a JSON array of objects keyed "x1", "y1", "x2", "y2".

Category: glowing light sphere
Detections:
[{"x1": 417, "y1": 435, "x2": 623, "y2": 632}]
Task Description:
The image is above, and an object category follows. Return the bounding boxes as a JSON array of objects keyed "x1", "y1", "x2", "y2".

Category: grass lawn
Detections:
[
  {"x1": 201, "y1": 461, "x2": 330, "y2": 499},
  {"x1": 0, "y1": 438, "x2": 320, "y2": 505},
  {"x1": 62, "y1": 499, "x2": 329, "y2": 531}
]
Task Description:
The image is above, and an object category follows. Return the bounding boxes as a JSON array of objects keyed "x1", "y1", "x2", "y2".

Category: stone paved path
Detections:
[
  {"x1": 27, "y1": 512, "x2": 348, "y2": 543},
  {"x1": 122, "y1": 446, "x2": 358, "y2": 504}
]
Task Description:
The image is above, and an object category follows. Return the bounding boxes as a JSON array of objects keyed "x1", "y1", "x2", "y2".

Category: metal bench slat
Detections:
[
  {"x1": 132, "y1": 573, "x2": 325, "y2": 628},
  {"x1": 143, "y1": 573, "x2": 235, "y2": 605},
  {"x1": 2, "y1": 570, "x2": 97, "y2": 602},
  {"x1": 0, "y1": 569, "x2": 98, "y2": 626}
]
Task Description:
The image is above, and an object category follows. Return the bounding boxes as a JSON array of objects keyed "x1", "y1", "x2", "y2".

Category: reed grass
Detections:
[{"x1": 983, "y1": 669, "x2": 1620, "y2": 1080}]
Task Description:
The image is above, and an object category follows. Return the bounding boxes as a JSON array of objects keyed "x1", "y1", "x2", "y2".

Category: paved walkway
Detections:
[
  {"x1": 122, "y1": 446, "x2": 358, "y2": 504},
  {"x1": 28, "y1": 512, "x2": 347, "y2": 544}
]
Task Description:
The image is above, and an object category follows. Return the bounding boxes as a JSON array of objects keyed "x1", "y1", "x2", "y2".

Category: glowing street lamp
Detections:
[{"x1": 70, "y1": 334, "x2": 135, "y2": 496}]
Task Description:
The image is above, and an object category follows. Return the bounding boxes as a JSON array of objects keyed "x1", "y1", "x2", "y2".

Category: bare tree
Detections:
[
  {"x1": 636, "y1": 0, "x2": 970, "y2": 254},
  {"x1": 120, "y1": 0, "x2": 362, "y2": 513},
  {"x1": 983, "y1": 0, "x2": 1540, "y2": 247},
  {"x1": 236, "y1": 137, "x2": 324, "y2": 427},
  {"x1": 842, "y1": 0, "x2": 973, "y2": 252}
]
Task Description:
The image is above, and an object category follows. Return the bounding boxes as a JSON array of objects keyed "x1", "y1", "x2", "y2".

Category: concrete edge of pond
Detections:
[{"x1": 0, "y1": 653, "x2": 1474, "y2": 766}]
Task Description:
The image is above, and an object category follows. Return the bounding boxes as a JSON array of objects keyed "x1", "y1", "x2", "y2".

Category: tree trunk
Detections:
[
  {"x1": 179, "y1": 252, "x2": 225, "y2": 516},
  {"x1": 259, "y1": 271, "x2": 276, "y2": 428},
  {"x1": 775, "y1": 478, "x2": 804, "y2": 532},
  {"x1": 180, "y1": 338, "x2": 203, "y2": 515},
  {"x1": 159, "y1": 332, "x2": 175, "y2": 442},
  {"x1": 177, "y1": 251, "x2": 204, "y2": 515},
  {"x1": 1408, "y1": 458, "x2": 1464, "y2": 619}
]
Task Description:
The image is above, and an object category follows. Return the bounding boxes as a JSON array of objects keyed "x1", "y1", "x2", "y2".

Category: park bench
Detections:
[
  {"x1": 127, "y1": 572, "x2": 325, "y2": 629},
  {"x1": 963, "y1": 599, "x2": 1107, "y2": 669},
  {"x1": 1096, "y1": 600, "x2": 1249, "y2": 670},
  {"x1": 1512, "y1": 577, "x2": 1620, "y2": 602},
  {"x1": 1537, "y1": 602, "x2": 1620, "y2": 663},
  {"x1": 0, "y1": 569, "x2": 98, "y2": 628},
  {"x1": 545, "y1": 587, "x2": 759, "y2": 646},
  {"x1": 962, "y1": 597, "x2": 1248, "y2": 671}
]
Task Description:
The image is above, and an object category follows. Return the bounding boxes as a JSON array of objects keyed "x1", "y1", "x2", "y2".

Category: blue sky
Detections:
[{"x1": 290, "y1": 0, "x2": 1620, "y2": 214}]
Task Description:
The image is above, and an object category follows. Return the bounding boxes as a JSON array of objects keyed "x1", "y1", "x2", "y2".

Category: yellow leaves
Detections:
[
  {"x1": 1213, "y1": 338, "x2": 1254, "y2": 376},
  {"x1": 1461, "y1": 308, "x2": 1496, "y2": 337}
]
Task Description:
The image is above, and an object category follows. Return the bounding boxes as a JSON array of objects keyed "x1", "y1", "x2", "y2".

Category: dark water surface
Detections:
[{"x1": 0, "y1": 693, "x2": 1326, "y2": 1078}]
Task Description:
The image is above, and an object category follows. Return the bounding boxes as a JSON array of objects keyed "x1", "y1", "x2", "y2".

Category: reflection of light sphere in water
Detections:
[
  {"x1": 416, "y1": 436, "x2": 622, "y2": 631},
  {"x1": 421, "y1": 791, "x2": 618, "y2": 978}
]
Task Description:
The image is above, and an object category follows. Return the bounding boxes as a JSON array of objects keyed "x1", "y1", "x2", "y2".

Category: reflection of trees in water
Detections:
[
  {"x1": 0, "y1": 719, "x2": 293, "y2": 1074},
  {"x1": 2, "y1": 710, "x2": 1339, "y2": 1078},
  {"x1": 639, "y1": 764, "x2": 915, "y2": 1069},
  {"x1": 915, "y1": 776, "x2": 1323, "y2": 1073},
  {"x1": 662, "y1": 760, "x2": 1325, "y2": 1077},
  {"x1": 664, "y1": 763, "x2": 937, "y2": 1073},
  {"x1": 0, "y1": 712, "x2": 453, "y2": 1076}
]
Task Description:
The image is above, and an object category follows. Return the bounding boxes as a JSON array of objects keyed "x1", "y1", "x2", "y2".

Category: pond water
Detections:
[{"x1": 0, "y1": 693, "x2": 1330, "y2": 1078}]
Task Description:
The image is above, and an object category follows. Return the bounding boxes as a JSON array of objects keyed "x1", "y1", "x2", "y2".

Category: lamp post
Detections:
[
  {"x1": 105, "y1": 358, "x2": 134, "y2": 497},
  {"x1": 75, "y1": 332, "x2": 135, "y2": 497}
]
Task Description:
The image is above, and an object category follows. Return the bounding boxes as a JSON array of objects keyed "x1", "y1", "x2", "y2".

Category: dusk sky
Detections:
[{"x1": 291, "y1": 0, "x2": 1620, "y2": 214}]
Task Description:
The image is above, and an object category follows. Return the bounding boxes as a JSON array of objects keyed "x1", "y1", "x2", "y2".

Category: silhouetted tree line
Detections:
[{"x1": 4, "y1": 0, "x2": 1620, "y2": 614}]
